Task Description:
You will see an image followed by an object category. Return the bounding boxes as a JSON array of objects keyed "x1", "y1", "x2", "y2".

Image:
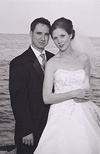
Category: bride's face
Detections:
[{"x1": 52, "y1": 28, "x2": 71, "y2": 52}]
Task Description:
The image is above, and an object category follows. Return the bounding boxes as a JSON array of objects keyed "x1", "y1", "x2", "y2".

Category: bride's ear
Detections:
[{"x1": 69, "y1": 34, "x2": 73, "y2": 40}]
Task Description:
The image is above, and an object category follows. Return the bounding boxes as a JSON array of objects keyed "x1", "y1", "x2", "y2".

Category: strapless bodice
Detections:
[
  {"x1": 54, "y1": 69, "x2": 89, "y2": 93},
  {"x1": 34, "y1": 69, "x2": 100, "y2": 154}
]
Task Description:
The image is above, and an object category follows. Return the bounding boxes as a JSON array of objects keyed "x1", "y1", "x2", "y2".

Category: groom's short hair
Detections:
[{"x1": 30, "y1": 17, "x2": 51, "y2": 32}]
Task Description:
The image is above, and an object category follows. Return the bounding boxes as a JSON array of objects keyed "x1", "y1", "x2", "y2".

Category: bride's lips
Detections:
[{"x1": 59, "y1": 44, "x2": 64, "y2": 48}]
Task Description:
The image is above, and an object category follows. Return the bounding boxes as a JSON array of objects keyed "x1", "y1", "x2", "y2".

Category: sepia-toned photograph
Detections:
[{"x1": 0, "y1": 0, "x2": 100, "y2": 153}]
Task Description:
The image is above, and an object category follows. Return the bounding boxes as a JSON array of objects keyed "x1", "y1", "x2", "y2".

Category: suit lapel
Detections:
[
  {"x1": 27, "y1": 47, "x2": 53, "y2": 82},
  {"x1": 27, "y1": 47, "x2": 44, "y2": 81},
  {"x1": 33, "y1": 58, "x2": 44, "y2": 81},
  {"x1": 33, "y1": 50, "x2": 52, "y2": 81}
]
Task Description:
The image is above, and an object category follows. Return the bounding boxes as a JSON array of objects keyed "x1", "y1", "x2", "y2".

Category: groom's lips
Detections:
[{"x1": 39, "y1": 42, "x2": 45, "y2": 45}]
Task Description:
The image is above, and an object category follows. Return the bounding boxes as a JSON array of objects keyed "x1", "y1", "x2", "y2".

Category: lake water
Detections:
[{"x1": 0, "y1": 34, "x2": 100, "y2": 146}]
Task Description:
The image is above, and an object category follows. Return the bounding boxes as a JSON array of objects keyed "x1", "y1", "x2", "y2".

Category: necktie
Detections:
[{"x1": 40, "y1": 54, "x2": 46, "y2": 70}]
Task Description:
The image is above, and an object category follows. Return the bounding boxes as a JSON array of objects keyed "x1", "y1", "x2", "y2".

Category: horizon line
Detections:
[{"x1": 0, "y1": 32, "x2": 99, "y2": 38}]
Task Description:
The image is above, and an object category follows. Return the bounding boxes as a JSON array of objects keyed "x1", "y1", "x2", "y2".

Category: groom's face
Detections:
[{"x1": 30, "y1": 23, "x2": 50, "y2": 52}]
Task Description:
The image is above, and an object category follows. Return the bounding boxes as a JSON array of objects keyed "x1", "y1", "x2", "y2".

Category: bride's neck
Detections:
[{"x1": 60, "y1": 46, "x2": 74, "y2": 58}]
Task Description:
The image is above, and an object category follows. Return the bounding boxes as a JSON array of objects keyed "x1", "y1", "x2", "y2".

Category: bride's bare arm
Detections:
[
  {"x1": 43, "y1": 60, "x2": 91, "y2": 105},
  {"x1": 74, "y1": 54, "x2": 92, "y2": 103}
]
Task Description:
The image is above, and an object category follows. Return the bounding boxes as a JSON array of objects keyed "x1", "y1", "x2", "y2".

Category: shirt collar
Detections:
[{"x1": 31, "y1": 45, "x2": 46, "y2": 58}]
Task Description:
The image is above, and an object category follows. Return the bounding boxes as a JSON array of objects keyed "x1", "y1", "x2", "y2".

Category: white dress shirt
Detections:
[{"x1": 31, "y1": 45, "x2": 46, "y2": 65}]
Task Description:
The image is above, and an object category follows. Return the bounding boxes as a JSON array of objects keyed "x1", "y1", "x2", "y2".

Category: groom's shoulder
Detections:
[
  {"x1": 45, "y1": 50, "x2": 55, "y2": 57},
  {"x1": 10, "y1": 48, "x2": 29, "y2": 65}
]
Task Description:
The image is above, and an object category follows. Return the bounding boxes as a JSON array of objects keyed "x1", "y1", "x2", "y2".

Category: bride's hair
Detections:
[
  {"x1": 50, "y1": 17, "x2": 75, "y2": 39},
  {"x1": 50, "y1": 17, "x2": 96, "y2": 70}
]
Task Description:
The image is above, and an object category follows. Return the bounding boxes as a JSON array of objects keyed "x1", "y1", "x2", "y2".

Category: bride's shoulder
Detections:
[
  {"x1": 78, "y1": 52, "x2": 89, "y2": 62},
  {"x1": 46, "y1": 55, "x2": 58, "y2": 69},
  {"x1": 47, "y1": 55, "x2": 59, "y2": 64}
]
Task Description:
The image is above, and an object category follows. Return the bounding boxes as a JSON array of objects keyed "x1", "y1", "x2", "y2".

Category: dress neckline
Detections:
[{"x1": 55, "y1": 69, "x2": 85, "y2": 74}]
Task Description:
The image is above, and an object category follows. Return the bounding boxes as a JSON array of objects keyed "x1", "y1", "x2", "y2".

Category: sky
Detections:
[{"x1": 0, "y1": 0, "x2": 100, "y2": 37}]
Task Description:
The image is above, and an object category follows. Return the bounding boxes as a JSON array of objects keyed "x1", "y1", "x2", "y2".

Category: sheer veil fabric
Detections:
[{"x1": 71, "y1": 31, "x2": 96, "y2": 72}]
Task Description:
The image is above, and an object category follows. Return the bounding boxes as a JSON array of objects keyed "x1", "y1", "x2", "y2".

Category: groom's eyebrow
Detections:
[
  {"x1": 36, "y1": 32, "x2": 42, "y2": 34},
  {"x1": 36, "y1": 32, "x2": 49, "y2": 35}
]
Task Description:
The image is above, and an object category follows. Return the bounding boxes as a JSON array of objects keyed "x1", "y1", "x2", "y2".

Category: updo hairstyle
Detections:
[{"x1": 50, "y1": 17, "x2": 75, "y2": 40}]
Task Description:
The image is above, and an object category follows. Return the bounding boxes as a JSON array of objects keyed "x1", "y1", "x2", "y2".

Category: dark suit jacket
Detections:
[{"x1": 9, "y1": 46, "x2": 54, "y2": 150}]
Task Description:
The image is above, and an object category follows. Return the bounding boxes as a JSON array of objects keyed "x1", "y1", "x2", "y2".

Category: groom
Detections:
[{"x1": 9, "y1": 17, "x2": 54, "y2": 154}]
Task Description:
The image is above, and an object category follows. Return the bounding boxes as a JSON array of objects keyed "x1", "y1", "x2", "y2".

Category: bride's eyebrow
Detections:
[{"x1": 60, "y1": 34, "x2": 65, "y2": 37}]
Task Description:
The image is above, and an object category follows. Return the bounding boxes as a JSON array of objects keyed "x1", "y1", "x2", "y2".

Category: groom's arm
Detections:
[{"x1": 9, "y1": 59, "x2": 34, "y2": 139}]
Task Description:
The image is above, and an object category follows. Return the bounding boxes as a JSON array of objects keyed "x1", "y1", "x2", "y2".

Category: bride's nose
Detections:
[{"x1": 58, "y1": 38, "x2": 62, "y2": 44}]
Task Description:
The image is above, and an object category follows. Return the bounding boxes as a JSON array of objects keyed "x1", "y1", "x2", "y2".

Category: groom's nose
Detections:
[{"x1": 41, "y1": 34, "x2": 45, "y2": 41}]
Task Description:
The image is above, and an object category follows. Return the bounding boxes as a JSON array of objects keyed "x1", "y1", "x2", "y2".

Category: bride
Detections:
[{"x1": 34, "y1": 17, "x2": 100, "y2": 154}]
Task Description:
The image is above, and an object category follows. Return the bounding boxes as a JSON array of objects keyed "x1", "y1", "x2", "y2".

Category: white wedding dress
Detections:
[{"x1": 34, "y1": 69, "x2": 100, "y2": 154}]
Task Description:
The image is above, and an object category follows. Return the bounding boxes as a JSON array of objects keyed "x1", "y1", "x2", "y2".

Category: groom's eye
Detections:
[
  {"x1": 36, "y1": 32, "x2": 42, "y2": 35},
  {"x1": 45, "y1": 33, "x2": 49, "y2": 36}
]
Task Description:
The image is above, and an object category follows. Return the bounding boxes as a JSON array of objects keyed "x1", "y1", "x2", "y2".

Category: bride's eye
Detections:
[
  {"x1": 60, "y1": 34, "x2": 65, "y2": 38},
  {"x1": 53, "y1": 37, "x2": 57, "y2": 41}
]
